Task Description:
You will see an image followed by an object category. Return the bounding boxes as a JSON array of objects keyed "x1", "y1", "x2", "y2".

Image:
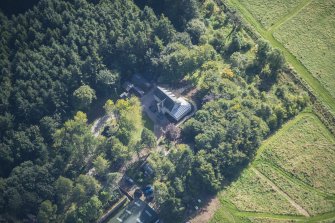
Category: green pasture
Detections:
[
  {"x1": 211, "y1": 113, "x2": 335, "y2": 222},
  {"x1": 238, "y1": 0, "x2": 305, "y2": 29}
]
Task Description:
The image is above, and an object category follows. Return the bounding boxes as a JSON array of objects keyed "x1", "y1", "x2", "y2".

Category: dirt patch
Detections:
[
  {"x1": 91, "y1": 115, "x2": 112, "y2": 137},
  {"x1": 188, "y1": 197, "x2": 220, "y2": 223}
]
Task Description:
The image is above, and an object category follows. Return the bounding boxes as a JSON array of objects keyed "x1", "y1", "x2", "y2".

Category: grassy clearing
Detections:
[
  {"x1": 258, "y1": 113, "x2": 335, "y2": 194},
  {"x1": 273, "y1": 0, "x2": 335, "y2": 99},
  {"x1": 237, "y1": 0, "x2": 305, "y2": 29},
  {"x1": 210, "y1": 197, "x2": 305, "y2": 223},
  {"x1": 222, "y1": 169, "x2": 300, "y2": 215},
  {"x1": 255, "y1": 162, "x2": 335, "y2": 215},
  {"x1": 211, "y1": 112, "x2": 335, "y2": 222},
  {"x1": 211, "y1": 197, "x2": 307, "y2": 223}
]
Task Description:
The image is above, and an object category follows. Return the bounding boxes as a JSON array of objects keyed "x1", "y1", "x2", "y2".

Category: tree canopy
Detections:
[{"x1": 0, "y1": 0, "x2": 308, "y2": 222}]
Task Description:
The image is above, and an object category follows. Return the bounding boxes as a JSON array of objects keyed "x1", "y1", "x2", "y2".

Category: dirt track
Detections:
[
  {"x1": 251, "y1": 167, "x2": 310, "y2": 217},
  {"x1": 189, "y1": 197, "x2": 220, "y2": 223}
]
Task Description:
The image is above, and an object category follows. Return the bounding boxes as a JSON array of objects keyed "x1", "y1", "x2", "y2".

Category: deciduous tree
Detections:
[{"x1": 73, "y1": 85, "x2": 96, "y2": 110}]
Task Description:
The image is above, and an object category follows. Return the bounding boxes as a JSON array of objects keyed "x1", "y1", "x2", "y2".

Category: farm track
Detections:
[
  {"x1": 216, "y1": 166, "x2": 335, "y2": 222},
  {"x1": 213, "y1": 113, "x2": 335, "y2": 222},
  {"x1": 254, "y1": 161, "x2": 335, "y2": 199},
  {"x1": 253, "y1": 112, "x2": 335, "y2": 198},
  {"x1": 251, "y1": 167, "x2": 310, "y2": 217},
  {"x1": 223, "y1": 0, "x2": 335, "y2": 115},
  {"x1": 268, "y1": 0, "x2": 312, "y2": 32}
]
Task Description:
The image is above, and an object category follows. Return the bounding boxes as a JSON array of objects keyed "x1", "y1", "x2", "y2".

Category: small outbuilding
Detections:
[
  {"x1": 143, "y1": 163, "x2": 154, "y2": 177},
  {"x1": 121, "y1": 74, "x2": 150, "y2": 99},
  {"x1": 131, "y1": 74, "x2": 152, "y2": 92}
]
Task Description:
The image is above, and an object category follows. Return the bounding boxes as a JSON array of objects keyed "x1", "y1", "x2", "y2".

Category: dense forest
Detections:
[
  {"x1": 0, "y1": 0, "x2": 40, "y2": 17},
  {"x1": 0, "y1": 0, "x2": 308, "y2": 222}
]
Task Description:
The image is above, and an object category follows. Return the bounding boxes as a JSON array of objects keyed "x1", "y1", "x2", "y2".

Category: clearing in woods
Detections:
[{"x1": 210, "y1": 112, "x2": 335, "y2": 222}]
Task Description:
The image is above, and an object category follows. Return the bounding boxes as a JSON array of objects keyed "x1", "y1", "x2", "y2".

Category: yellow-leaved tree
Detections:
[{"x1": 103, "y1": 97, "x2": 143, "y2": 147}]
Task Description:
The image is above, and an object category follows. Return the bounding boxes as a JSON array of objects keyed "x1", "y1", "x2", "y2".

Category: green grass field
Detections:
[
  {"x1": 273, "y1": 0, "x2": 335, "y2": 99},
  {"x1": 258, "y1": 113, "x2": 335, "y2": 194},
  {"x1": 223, "y1": 169, "x2": 300, "y2": 215},
  {"x1": 237, "y1": 0, "x2": 305, "y2": 29},
  {"x1": 255, "y1": 162, "x2": 335, "y2": 215},
  {"x1": 211, "y1": 113, "x2": 335, "y2": 222}
]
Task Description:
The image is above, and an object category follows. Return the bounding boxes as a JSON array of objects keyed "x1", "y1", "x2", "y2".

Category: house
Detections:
[
  {"x1": 108, "y1": 199, "x2": 159, "y2": 223},
  {"x1": 153, "y1": 86, "x2": 192, "y2": 122}
]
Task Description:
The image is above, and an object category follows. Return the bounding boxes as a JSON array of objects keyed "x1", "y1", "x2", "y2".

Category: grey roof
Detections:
[
  {"x1": 108, "y1": 199, "x2": 158, "y2": 223},
  {"x1": 153, "y1": 87, "x2": 176, "y2": 111},
  {"x1": 122, "y1": 82, "x2": 134, "y2": 92},
  {"x1": 170, "y1": 98, "x2": 192, "y2": 121},
  {"x1": 154, "y1": 86, "x2": 192, "y2": 121}
]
